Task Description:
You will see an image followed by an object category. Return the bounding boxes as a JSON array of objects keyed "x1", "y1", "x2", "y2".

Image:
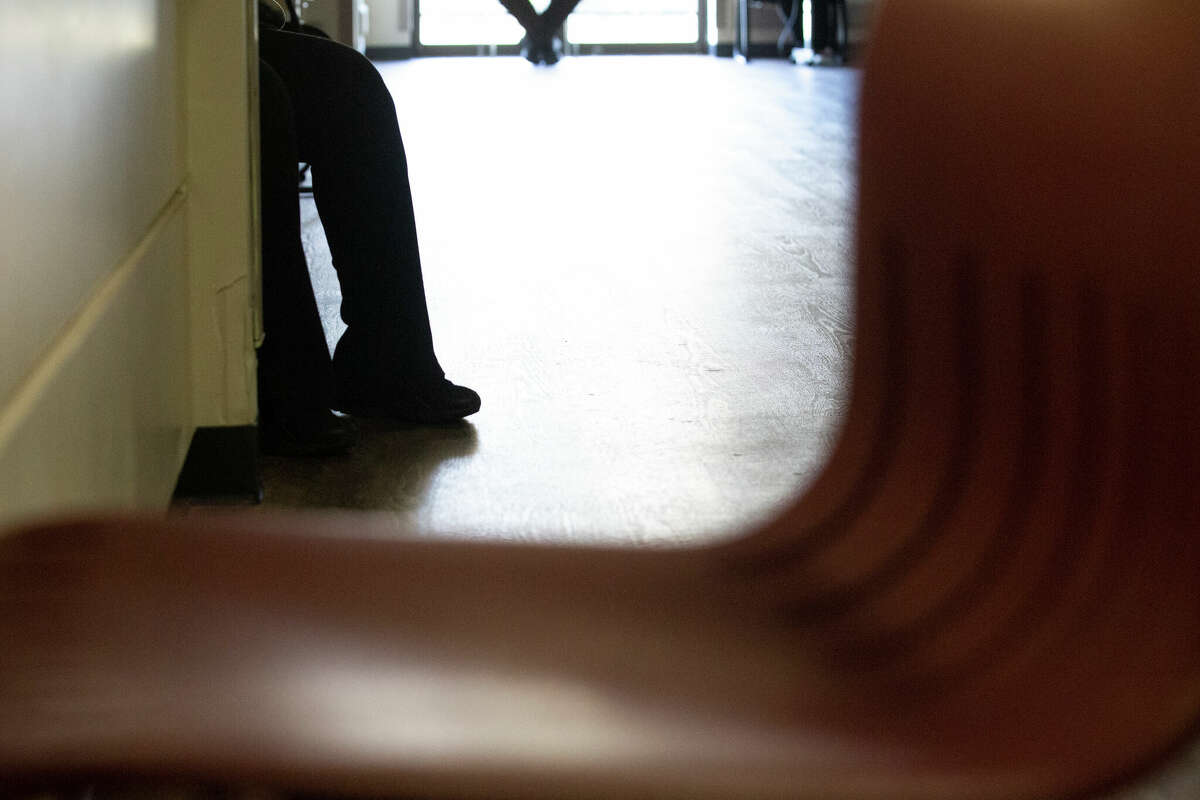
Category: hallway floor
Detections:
[{"x1": 261, "y1": 55, "x2": 856, "y2": 545}]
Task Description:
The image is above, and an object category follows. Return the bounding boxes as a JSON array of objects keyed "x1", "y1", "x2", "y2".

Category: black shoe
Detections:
[
  {"x1": 259, "y1": 407, "x2": 358, "y2": 457},
  {"x1": 520, "y1": 35, "x2": 543, "y2": 64},
  {"x1": 540, "y1": 35, "x2": 562, "y2": 65},
  {"x1": 335, "y1": 378, "x2": 481, "y2": 424}
]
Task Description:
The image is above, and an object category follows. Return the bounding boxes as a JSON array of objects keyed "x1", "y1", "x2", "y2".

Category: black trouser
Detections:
[
  {"x1": 497, "y1": 0, "x2": 585, "y2": 36},
  {"x1": 257, "y1": 27, "x2": 443, "y2": 415},
  {"x1": 809, "y1": 0, "x2": 847, "y2": 55}
]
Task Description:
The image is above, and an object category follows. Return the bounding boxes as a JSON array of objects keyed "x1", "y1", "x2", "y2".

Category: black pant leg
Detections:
[
  {"x1": 541, "y1": 0, "x2": 585, "y2": 34},
  {"x1": 811, "y1": 0, "x2": 839, "y2": 53},
  {"x1": 258, "y1": 27, "x2": 444, "y2": 393},
  {"x1": 497, "y1": 0, "x2": 541, "y2": 33},
  {"x1": 257, "y1": 58, "x2": 337, "y2": 418}
]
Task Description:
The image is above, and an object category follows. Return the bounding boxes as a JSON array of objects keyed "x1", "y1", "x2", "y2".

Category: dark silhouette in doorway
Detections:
[{"x1": 497, "y1": 0, "x2": 585, "y2": 64}]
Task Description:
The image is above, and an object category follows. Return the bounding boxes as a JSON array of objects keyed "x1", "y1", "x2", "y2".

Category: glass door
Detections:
[
  {"x1": 415, "y1": 0, "x2": 705, "y2": 53},
  {"x1": 418, "y1": 0, "x2": 547, "y2": 49},
  {"x1": 566, "y1": 0, "x2": 703, "y2": 51}
]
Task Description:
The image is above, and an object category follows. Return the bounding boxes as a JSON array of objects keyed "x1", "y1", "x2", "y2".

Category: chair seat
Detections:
[{"x1": 2, "y1": 513, "x2": 1198, "y2": 798}]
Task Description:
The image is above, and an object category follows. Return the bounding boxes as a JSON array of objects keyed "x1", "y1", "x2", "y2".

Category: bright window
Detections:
[
  {"x1": 566, "y1": 0, "x2": 700, "y2": 45},
  {"x1": 417, "y1": 0, "x2": 701, "y2": 48},
  {"x1": 419, "y1": 0, "x2": 550, "y2": 47}
]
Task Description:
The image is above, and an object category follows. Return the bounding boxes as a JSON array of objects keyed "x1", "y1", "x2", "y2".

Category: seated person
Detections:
[
  {"x1": 497, "y1": 0, "x2": 585, "y2": 65},
  {"x1": 256, "y1": 2, "x2": 480, "y2": 455}
]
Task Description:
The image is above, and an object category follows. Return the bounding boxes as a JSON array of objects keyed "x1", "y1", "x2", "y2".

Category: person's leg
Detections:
[
  {"x1": 540, "y1": 0, "x2": 584, "y2": 36},
  {"x1": 497, "y1": 0, "x2": 553, "y2": 64},
  {"x1": 508, "y1": 0, "x2": 580, "y2": 65},
  {"x1": 258, "y1": 28, "x2": 479, "y2": 422},
  {"x1": 257, "y1": 59, "x2": 357, "y2": 453},
  {"x1": 497, "y1": 0, "x2": 541, "y2": 33},
  {"x1": 810, "y1": 0, "x2": 832, "y2": 54}
]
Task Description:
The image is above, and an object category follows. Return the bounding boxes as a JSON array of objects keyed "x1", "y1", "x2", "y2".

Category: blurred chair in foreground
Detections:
[{"x1": 2, "y1": 0, "x2": 1199, "y2": 797}]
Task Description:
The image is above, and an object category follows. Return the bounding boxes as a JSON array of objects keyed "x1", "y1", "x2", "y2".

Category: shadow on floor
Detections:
[{"x1": 259, "y1": 419, "x2": 479, "y2": 515}]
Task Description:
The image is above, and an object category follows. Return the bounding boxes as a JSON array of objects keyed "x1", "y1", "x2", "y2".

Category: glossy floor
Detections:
[{"x1": 262, "y1": 55, "x2": 857, "y2": 545}]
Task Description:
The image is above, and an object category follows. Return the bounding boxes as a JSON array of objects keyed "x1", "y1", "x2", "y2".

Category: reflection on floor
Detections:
[{"x1": 261, "y1": 55, "x2": 859, "y2": 545}]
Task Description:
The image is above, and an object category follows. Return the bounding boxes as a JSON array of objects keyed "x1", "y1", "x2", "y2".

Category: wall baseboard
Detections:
[
  {"x1": 172, "y1": 426, "x2": 262, "y2": 505},
  {"x1": 366, "y1": 45, "x2": 415, "y2": 60}
]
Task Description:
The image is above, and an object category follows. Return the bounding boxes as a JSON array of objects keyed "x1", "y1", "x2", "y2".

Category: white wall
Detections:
[
  {"x1": 0, "y1": 2, "x2": 184, "y2": 407},
  {"x1": 299, "y1": 0, "x2": 372, "y2": 52},
  {"x1": 365, "y1": 0, "x2": 413, "y2": 48},
  {"x1": 0, "y1": 0, "x2": 259, "y2": 526},
  {"x1": 182, "y1": 0, "x2": 261, "y2": 429}
]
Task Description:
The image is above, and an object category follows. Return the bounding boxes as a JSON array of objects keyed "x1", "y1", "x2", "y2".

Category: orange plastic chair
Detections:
[{"x1": 3, "y1": 0, "x2": 1198, "y2": 797}]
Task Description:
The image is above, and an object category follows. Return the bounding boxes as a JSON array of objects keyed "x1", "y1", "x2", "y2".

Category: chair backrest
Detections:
[{"x1": 721, "y1": 0, "x2": 1200, "y2": 783}]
